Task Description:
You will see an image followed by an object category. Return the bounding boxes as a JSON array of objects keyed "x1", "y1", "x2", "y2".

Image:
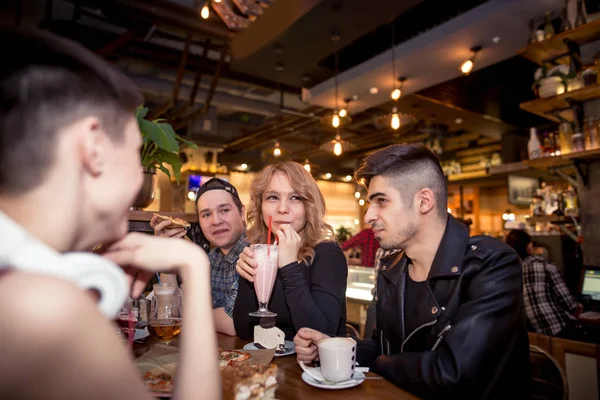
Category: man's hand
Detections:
[
  {"x1": 293, "y1": 327, "x2": 330, "y2": 364},
  {"x1": 150, "y1": 215, "x2": 187, "y2": 239}
]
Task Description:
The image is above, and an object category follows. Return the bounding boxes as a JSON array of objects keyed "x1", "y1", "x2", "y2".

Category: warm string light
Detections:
[
  {"x1": 459, "y1": 46, "x2": 481, "y2": 75},
  {"x1": 201, "y1": 2, "x2": 210, "y2": 19},
  {"x1": 273, "y1": 142, "x2": 281, "y2": 157},
  {"x1": 333, "y1": 139, "x2": 343, "y2": 156},
  {"x1": 332, "y1": 113, "x2": 340, "y2": 128},
  {"x1": 303, "y1": 160, "x2": 311, "y2": 172}
]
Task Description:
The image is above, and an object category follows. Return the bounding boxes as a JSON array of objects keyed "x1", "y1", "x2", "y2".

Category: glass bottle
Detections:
[
  {"x1": 528, "y1": 127, "x2": 542, "y2": 159},
  {"x1": 560, "y1": 4, "x2": 573, "y2": 32},
  {"x1": 584, "y1": 116, "x2": 598, "y2": 150},
  {"x1": 559, "y1": 121, "x2": 573, "y2": 154},
  {"x1": 529, "y1": 18, "x2": 538, "y2": 44},
  {"x1": 544, "y1": 12, "x2": 555, "y2": 39},
  {"x1": 574, "y1": 0, "x2": 587, "y2": 27}
]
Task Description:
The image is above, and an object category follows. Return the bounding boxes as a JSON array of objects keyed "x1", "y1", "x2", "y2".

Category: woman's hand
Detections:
[
  {"x1": 101, "y1": 232, "x2": 208, "y2": 298},
  {"x1": 236, "y1": 246, "x2": 258, "y2": 282},
  {"x1": 276, "y1": 224, "x2": 302, "y2": 268},
  {"x1": 150, "y1": 215, "x2": 187, "y2": 239}
]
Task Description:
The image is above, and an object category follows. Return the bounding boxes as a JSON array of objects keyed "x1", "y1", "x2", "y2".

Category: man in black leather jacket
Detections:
[{"x1": 294, "y1": 144, "x2": 530, "y2": 399}]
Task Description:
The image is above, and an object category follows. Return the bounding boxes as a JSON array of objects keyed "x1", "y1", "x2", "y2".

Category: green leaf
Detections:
[
  {"x1": 141, "y1": 120, "x2": 179, "y2": 152},
  {"x1": 175, "y1": 133, "x2": 198, "y2": 149},
  {"x1": 136, "y1": 105, "x2": 149, "y2": 125},
  {"x1": 157, "y1": 150, "x2": 183, "y2": 183},
  {"x1": 158, "y1": 163, "x2": 172, "y2": 180}
]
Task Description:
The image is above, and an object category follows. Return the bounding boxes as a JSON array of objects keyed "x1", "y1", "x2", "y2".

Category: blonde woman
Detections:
[{"x1": 234, "y1": 162, "x2": 348, "y2": 340}]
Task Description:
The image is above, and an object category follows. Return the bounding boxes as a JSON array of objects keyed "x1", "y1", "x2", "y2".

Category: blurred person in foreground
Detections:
[
  {"x1": 293, "y1": 144, "x2": 530, "y2": 399},
  {"x1": 0, "y1": 28, "x2": 220, "y2": 399},
  {"x1": 152, "y1": 178, "x2": 247, "y2": 336},
  {"x1": 506, "y1": 229, "x2": 583, "y2": 338}
]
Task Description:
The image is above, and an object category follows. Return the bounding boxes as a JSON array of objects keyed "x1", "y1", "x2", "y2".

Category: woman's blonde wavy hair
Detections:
[{"x1": 246, "y1": 161, "x2": 334, "y2": 265}]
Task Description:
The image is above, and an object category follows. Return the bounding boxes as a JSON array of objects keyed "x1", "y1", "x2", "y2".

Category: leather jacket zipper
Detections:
[
  {"x1": 431, "y1": 324, "x2": 452, "y2": 351},
  {"x1": 400, "y1": 319, "x2": 437, "y2": 353}
]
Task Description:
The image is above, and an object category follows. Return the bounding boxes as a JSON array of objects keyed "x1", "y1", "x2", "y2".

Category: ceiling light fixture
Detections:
[
  {"x1": 345, "y1": 175, "x2": 352, "y2": 181},
  {"x1": 325, "y1": 173, "x2": 332, "y2": 179},
  {"x1": 390, "y1": 107, "x2": 401, "y2": 130},
  {"x1": 359, "y1": 199, "x2": 365, "y2": 206},
  {"x1": 303, "y1": 159, "x2": 311, "y2": 172},
  {"x1": 354, "y1": 191, "x2": 361, "y2": 199},
  {"x1": 459, "y1": 45, "x2": 482, "y2": 75},
  {"x1": 214, "y1": 0, "x2": 221, "y2": 3},
  {"x1": 240, "y1": 163, "x2": 248, "y2": 170},
  {"x1": 201, "y1": 1, "x2": 210, "y2": 19},
  {"x1": 273, "y1": 141, "x2": 281, "y2": 157},
  {"x1": 369, "y1": 87, "x2": 379, "y2": 95},
  {"x1": 333, "y1": 137, "x2": 343, "y2": 156}
]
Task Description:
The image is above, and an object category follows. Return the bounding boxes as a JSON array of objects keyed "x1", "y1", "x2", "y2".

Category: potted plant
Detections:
[
  {"x1": 533, "y1": 64, "x2": 575, "y2": 98},
  {"x1": 132, "y1": 105, "x2": 198, "y2": 209},
  {"x1": 335, "y1": 226, "x2": 353, "y2": 243}
]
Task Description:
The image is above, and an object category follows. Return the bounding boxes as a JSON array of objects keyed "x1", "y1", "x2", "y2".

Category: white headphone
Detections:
[{"x1": 0, "y1": 212, "x2": 128, "y2": 318}]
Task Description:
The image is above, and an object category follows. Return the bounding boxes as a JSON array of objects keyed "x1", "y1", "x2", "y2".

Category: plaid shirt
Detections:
[
  {"x1": 341, "y1": 228, "x2": 380, "y2": 267},
  {"x1": 522, "y1": 255, "x2": 578, "y2": 336},
  {"x1": 209, "y1": 231, "x2": 248, "y2": 317}
]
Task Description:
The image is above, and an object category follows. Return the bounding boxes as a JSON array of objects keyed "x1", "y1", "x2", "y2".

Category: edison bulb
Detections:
[
  {"x1": 240, "y1": 163, "x2": 248, "y2": 170},
  {"x1": 359, "y1": 199, "x2": 365, "y2": 206},
  {"x1": 274, "y1": 147, "x2": 281, "y2": 157},
  {"x1": 325, "y1": 173, "x2": 332, "y2": 179},
  {"x1": 304, "y1": 163, "x2": 311, "y2": 172},
  {"x1": 339, "y1": 108, "x2": 347, "y2": 118},
  {"x1": 333, "y1": 141, "x2": 343, "y2": 156},
  {"x1": 391, "y1": 113, "x2": 400, "y2": 130},
  {"x1": 460, "y1": 59, "x2": 474, "y2": 75},
  {"x1": 345, "y1": 175, "x2": 352, "y2": 181},
  {"x1": 354, "y1": 191, "x2": 361, "y2": 199},
  {"x1": 391, "y1": 88, "x2": 401, "y2": 100},
  {"x1": 201, "y1": 4, "x2": 209, "y2": 19},
  {"x1": 332, "y1": 113, "x2": 340, "y2": 128}
]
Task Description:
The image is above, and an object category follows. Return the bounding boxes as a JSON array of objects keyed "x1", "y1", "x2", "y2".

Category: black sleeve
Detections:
[
  {"x1": 232, "y1": 273, "x2": 258, "y2": 340},
  {"x1": 357, "y1": 338, "x2": 380, "y2": 367},
  {"x1": 371, "y1": 249, "x2": 526, "y2": 397},
  {"x1": 278, "y1": 241, "x2": 348, "y2": 336}
]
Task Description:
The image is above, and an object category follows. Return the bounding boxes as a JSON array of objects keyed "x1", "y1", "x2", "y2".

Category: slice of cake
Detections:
[
  {"x1": 254, "y1": 326, "x2": 285, "y2": 353},
  {"x1": 221, "y1": 363, "x2": 278, "y2": 400}
]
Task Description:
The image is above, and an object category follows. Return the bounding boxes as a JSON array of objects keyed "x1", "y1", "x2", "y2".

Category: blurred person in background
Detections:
[
  {"x1": 506, "y1": 229, "x2": 583, "y2": 338},
  {"x1": 152, "y1": 178, "x2": 247, "y2": 336}
]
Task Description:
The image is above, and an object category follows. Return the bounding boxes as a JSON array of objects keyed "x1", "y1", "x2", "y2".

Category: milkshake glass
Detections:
[{"x1": 249, "y1": 244, "x2": 278, "y2": 317}]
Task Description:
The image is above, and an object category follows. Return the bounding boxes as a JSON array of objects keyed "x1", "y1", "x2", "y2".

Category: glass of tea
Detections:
[{"x1": 148, "y1": 293, "x2": 182, "y2": 345}]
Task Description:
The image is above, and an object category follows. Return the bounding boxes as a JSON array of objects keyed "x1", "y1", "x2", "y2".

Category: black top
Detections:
[
  {"x1": 233, "y1": 241, "x2": 348, "y2": 341},
  {"x1": 404, "y1": 270, "x2": 431, "y2": 350}
]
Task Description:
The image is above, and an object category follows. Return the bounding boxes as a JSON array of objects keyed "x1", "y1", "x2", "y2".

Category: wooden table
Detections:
[
  {"x1": 135, "y1": 334, "x2": 419, "y2": 399},
  {"x1": 216, "y1": 334, "x2": 419, "y2": 400}
]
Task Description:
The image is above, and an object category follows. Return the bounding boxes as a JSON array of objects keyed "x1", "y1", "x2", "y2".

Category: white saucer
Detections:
[
  {"x1": 242, "y1": 340, "x2": 295, "y2": 357},
  {"x1": 301, "y1": 371, "x2": 366, "y2": 390}
]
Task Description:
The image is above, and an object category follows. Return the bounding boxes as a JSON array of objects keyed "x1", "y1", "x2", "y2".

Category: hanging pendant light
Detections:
[{"x1": 200, "y1": 0, "x2": 210, "y2": 19}]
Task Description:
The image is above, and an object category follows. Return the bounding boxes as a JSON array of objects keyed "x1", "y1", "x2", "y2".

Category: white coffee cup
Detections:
[{"x1": 317, "y1": 337, "x2": 357, "y2": 382}]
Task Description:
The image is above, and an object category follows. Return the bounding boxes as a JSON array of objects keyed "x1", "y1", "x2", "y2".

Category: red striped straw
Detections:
[{"x1": 267, "y1": 216, "x2": 272, "y2": 256}]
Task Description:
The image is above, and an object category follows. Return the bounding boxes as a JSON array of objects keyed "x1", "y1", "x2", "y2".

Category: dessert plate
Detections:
[{"x1": 243, "y1": 340, "x2": 295, "y2": 357}]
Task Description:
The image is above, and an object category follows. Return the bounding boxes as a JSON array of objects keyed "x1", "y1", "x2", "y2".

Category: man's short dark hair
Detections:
[
  {"x1": 505, "y1": 229, "x2": 531, "y2": 261},
  {"x1": 0, "y1": 28, "x2": 142, "y2": 194},
  {"x1": 355, "y1": 144, "x2": 448, "y2": 219}
]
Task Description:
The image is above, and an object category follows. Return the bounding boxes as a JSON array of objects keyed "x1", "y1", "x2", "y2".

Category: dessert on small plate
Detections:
[{"x1": 242, "y1": 326, "x2": 295, "y2": 357}]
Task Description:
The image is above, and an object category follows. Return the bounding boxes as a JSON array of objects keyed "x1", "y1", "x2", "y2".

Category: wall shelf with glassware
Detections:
[
  {"x1": 520, "y1": 82, "x2": 600, "y2": 123},
  {"x1": 526, "y1": 215, "x2": 579, "y2": 224},
  {"x1": 519, "y1": 18, "x2": 600, "y2": 66}
]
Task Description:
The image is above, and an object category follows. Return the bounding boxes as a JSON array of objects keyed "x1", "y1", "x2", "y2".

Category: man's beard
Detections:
[{"x1": 378, "y1": 220, "x2": 418, "y2": 250}]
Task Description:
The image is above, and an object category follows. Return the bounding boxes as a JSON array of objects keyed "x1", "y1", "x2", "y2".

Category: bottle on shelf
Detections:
[
  {"x1": 558, "y1": 121, "x2": 573, "y2": 154},
  {"x1": 544, "y1": 12, "x2": 556, "y2": 39},
  {"x1": 528, "y1": 127, "x2": 542, "y2": 159},
  {"x1": 574, "y1": 0, "x2": 587, "y2": 27},
  {"x1": 560, "y1": 4, "x2": 573, "y2": 32}
]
